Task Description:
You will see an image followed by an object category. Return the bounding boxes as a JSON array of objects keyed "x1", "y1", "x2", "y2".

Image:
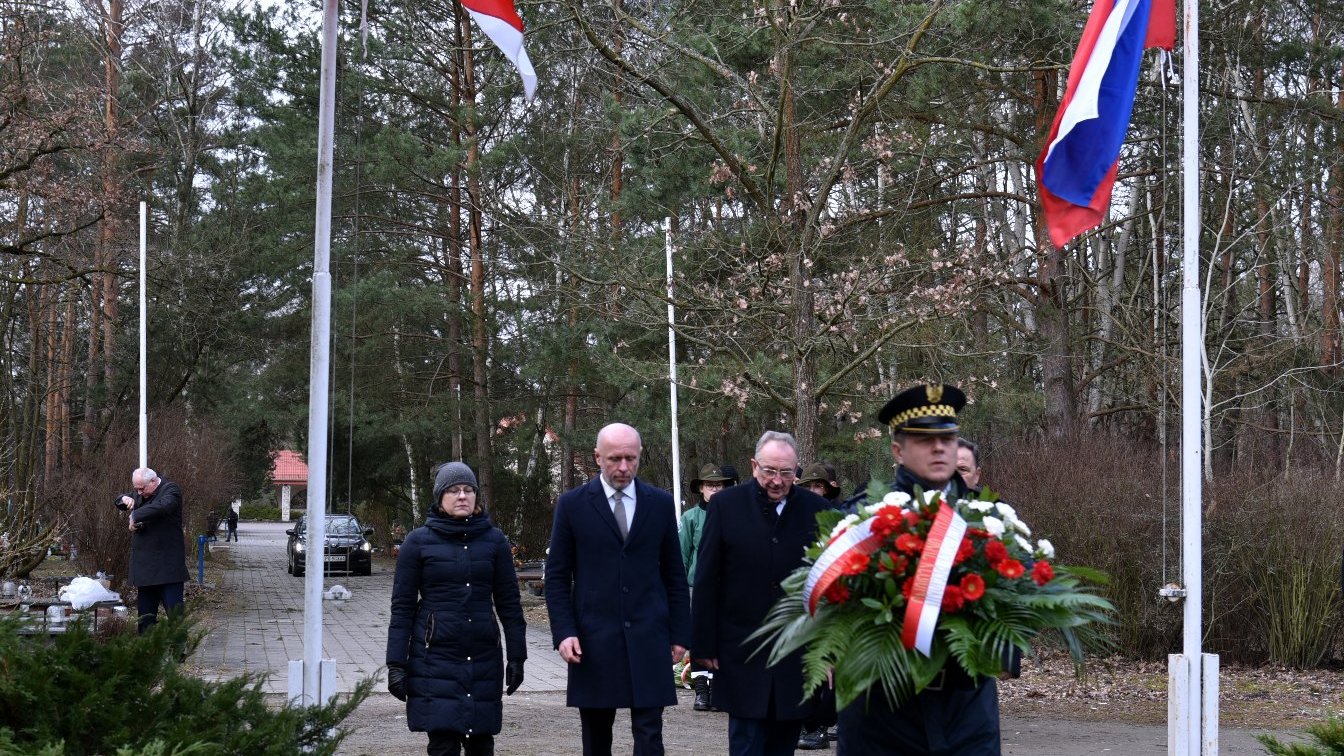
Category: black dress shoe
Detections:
[{"x1": 798, "y1": 728, "x2": 830, "y2": 750}]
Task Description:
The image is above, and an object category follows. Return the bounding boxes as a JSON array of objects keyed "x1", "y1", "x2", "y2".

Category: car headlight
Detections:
[
  {"x1": 295, "y1": 542, "x2": 304, "y2": 553},
  {"x1": 361, "y1": 542, "x2": 372, "y2": 552}
]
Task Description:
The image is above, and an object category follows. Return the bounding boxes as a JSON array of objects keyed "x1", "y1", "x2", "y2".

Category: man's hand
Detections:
[
  {"x1": 121, "y1": 495, "x2": 135, "y2": 509},
  {"x1": 558, "y1": 636, "x2": 583, "y2": 664},
  {"x1": 694, "y1": 658, "x2": 719, "y2": 670},
  {"x1": 127, "y1": 516, "x2": 138, "y2": 533},
  {"x1": 671, "y1": 645, "x2": 687, "y2": 664}
]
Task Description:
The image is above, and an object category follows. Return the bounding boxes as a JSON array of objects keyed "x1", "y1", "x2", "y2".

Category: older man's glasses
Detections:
[{"x1": 755, "y1": 464, "x2": 797, "y2": 481}]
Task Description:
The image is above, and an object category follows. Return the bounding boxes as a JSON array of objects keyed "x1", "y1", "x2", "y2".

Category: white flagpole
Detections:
[
  {"x1": 294, "y1": 0, "x2": 338, "y2": 708},
  {"x1": 665, "y1": 218, "x2": 682, "y2": 517},
  {"x1": 138, "y1": 202, "x2": 147, "y2": 469},
  {"x1": 1171, "y1": 0, "x2": 1216, "y2": 751}
]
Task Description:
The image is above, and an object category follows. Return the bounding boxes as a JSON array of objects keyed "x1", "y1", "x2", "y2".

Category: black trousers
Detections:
[
  {"x1": 579, "y1": 706, "x2": 664, "y2": 756},
  {"x1": 427, "y1": 730, "x2": 492, "y2": 756},
  {"x1": 136, "y1": 582, "x2": 185, "y2": 634}
]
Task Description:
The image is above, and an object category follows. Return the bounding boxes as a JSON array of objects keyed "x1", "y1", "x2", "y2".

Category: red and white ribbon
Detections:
[
  {"x1": 901, "y1": 504, "x2": 968, "y2": 656},
  {"x1": 804, "y1": 519, "x2": 885, "y2": 615}
]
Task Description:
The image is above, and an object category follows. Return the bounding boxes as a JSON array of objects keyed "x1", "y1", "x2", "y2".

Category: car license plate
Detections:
[{"x1": 324, "y1": 555, "x2": 346, "y2": 563}]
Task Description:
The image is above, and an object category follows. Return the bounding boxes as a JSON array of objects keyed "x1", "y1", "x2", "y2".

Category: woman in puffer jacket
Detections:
[{"x1": 386, "y1": 461, "x2": 527, "y2": 756}]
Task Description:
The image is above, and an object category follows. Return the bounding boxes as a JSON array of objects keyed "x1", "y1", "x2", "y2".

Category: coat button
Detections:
[
  {"x1": 624, "y1": 621, "x2": 631, "y2": 628},
  {"x1": 622, "y1": 587, "x2": 629, "y2": 593},
  {"x1": 772, "y1": 537, "x2": 779, "y2": 544}
]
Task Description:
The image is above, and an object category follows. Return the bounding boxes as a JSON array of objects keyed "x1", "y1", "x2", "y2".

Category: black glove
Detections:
[
  {"x1": 387, "y1": 664, "x2": 407, "y2": 701},
  {"x1": 505, "y1": 660, "x2": 525, "y2": 696}
]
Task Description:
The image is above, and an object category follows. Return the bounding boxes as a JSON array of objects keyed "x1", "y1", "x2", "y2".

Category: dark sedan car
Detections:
[{"x1": 286, "y1": 514, "x2": 374, "y2": 577}]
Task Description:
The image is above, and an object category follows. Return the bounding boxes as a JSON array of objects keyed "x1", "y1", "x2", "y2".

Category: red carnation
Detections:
[
  {"x1": 984, "y1": 540, "x2": 1009, "y2": 564},
  {"x1": 823, "y1": 581, "x2": 850, "y2": 605},
  {"x1": 840, "y1": 550, "x2": 871, "y2": 576},
  {"x1": 895, "y1": 533, "x2": 924, "y2": 555},
  {"x1": 954, "y1": 538, "x2": 974, "y2": 565},
  {"x1": 941, "y1": 585, "x2": 965, "y2": 612},
  {"x1": 960, "y1": 573, "x2": 986, "y2": 601},
  {"x1": 902, "y1": 576, "x2": 915, "y2": 599},
  {"x1": 995, "y1": 559, "x2": 1025, "y2": 579},
  {"x1": 1032, "y1": 560, "x2": 1055, "y2": 586},
  {"x1": 967, "y1": 527, "x2": 990, "y2": 539},
  {"x1": 903, "y1": 510, "x2": 922, "y2": 528}
]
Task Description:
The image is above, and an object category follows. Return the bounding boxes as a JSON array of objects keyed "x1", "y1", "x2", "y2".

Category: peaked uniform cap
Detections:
[{"x1": 878, "y1": 383, "x2": 967, "y2": 435}]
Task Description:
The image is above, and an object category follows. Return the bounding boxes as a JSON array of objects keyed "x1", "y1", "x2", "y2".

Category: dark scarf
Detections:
[
  {"x1": 424, "y1": 507, "x2": 493, "y2": 540},
  {"x1": 893, "y1": 466, "x2": 968, "y2": 500}
]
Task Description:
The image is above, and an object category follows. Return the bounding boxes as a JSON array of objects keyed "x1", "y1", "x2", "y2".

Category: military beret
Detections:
[{"x1": 877, "y1": 383, "x2": 966, "y2": 434}]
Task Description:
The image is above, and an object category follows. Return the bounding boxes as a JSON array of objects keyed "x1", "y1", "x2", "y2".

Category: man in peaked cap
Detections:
[{"x1": 838, "y1": 383, "x2": 1002, "y2": 756}]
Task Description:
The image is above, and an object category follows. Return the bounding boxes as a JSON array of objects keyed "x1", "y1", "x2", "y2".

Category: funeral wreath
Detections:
[{"x1": 752, "y1": 481, "x2": 1114, "y2": 709}]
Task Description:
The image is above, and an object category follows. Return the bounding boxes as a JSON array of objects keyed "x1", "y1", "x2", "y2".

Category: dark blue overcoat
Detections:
[
  {"x1": 386, "y1": 509, "x2": 526, "y2": 736},
  {"x1": 690, "y1": 479, "x2": 829, "y2": 720},
  {"x1": 544, "y1": 477, "x2": 691, "y2": 709}
]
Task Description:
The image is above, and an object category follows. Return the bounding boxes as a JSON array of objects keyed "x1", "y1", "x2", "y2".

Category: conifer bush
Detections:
[{"x1": 0, "y1": 615, "x2": 370, "y2": 754}]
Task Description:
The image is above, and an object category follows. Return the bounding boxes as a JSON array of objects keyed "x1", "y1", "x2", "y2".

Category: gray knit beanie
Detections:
[{"x1": 433, "y1": 461, "x2": 478, "y2": 504}]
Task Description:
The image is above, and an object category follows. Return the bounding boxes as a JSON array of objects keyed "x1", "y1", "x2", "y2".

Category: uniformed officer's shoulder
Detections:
[{"x1": 837, "y1": 489, "x2": 867, "y2": 515}]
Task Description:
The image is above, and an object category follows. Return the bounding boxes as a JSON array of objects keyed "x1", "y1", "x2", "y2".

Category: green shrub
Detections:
[
  {"x1": 991, "y1": 437, "x2": 1344, "y2": 664},
  {"x1": 0, "y1": 614, "x2": 370, "y2": 754},
  {"x1": 237, "y1": 503, "x2": 281, "y2": 521},
  {"x1": 1258, "y1": 716, "x2": 1344, "y2": 754}
]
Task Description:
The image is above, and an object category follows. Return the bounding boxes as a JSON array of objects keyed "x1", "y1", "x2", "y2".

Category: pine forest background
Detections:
[{"x1": 4, "y1": 0, "x2": 1344, "y2": 663}]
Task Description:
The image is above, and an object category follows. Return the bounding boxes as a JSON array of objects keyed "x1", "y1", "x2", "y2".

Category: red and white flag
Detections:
[
  {"x1": 461, "y1": 0, "x2": 537, "y2": 101},
  {"x1": 901, "y1": 504, "x2": 967, "y2": 656}
]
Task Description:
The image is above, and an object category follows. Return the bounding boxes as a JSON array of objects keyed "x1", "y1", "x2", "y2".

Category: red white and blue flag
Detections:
[
  {"x1": 461, "y1": 0, "x2": 537, "y2": 102},
  {"x1": 1036, "y1": 0, "x2": 1175, "y2": 248}
]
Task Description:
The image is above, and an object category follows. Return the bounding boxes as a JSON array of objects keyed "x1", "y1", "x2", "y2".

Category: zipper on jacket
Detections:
[{"x1": 425, "y1": 611, "x2": 436, "y2": 649}]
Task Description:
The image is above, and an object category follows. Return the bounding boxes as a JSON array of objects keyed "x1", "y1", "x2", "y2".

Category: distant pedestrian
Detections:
[
  {"x1": 114, "y1": 467, "x2": 190, "y2": 634},
  {"x1": 386, "y1": 461, "x2": 527, "y2": 756},
  {"x1": 225, "y1": 508, "x2": 239, "y2": 542}
]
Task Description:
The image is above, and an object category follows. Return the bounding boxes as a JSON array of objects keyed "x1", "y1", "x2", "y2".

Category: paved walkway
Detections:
[{"x1": 190, "y1": 520, "x2": 568, "y2": 696}]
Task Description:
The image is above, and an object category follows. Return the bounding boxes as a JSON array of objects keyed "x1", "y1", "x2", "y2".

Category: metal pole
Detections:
[
  {"x1": 139, "y1": 202, "x2": 147, "y2": 469},
  {"x1": 302, "y1": 0, "x2": 339, "y2": 708},
  {"x1": 1180, "y1": 0, "x2": 1207, "y2": 749},
  {"x1": 665, "y1": 218, "x2": 682, "y2": 517}
]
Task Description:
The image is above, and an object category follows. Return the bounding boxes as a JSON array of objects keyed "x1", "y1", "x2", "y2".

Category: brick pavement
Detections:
[{"x1": 189, "y1": 520, "x2": 569, "y2": 696}]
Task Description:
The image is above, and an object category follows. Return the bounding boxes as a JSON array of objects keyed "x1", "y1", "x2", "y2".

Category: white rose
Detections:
[
  {"x1": 981, "y1": 516, "x2": 1005, "y2": 538},
  {"x1": 882, "y1": 491, "x2": 911, "y2": 508},
  {"x1": 1036, "y1": 539, "x2": 1055, "y2": 559},
  {"x1": 967, "y1": 500, "x2": 995, "y2": 513},
  {"x1": 830, "y1": 514, "x2": 860, "y2": 541},
  {"x1": 922, "y1": 489, "x2": 942, "y2": 504},
  {"x1": 995, "y1": 502, "x2": 1017, "y2": 520},
  {"x1": 1014, "y1": 534, "x2": 1034, "y2": 554}
]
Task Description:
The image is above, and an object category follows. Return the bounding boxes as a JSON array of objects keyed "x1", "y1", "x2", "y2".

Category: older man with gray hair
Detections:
[
  {"x1": 115, "y1": 467, "x2": 189, "y2": 633},
  {"x1": 691, "y1": 431, "x2": 831, "y2": 756}
]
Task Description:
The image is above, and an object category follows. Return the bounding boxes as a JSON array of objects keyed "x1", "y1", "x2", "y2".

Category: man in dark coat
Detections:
[
  {"x1": 115, "y1": 467, "x2": 190, "y2": 634},
  {"x1": 837, "y1": 383, "x2": 1001, "y2": 756},
  {"x1": 545, "y1": 423, "x2": 691, "y2": 756},
  {"x1": 386, "y1": 461, "x2": 527, "y2": 756},
  {"x1": 691, "y1": 430, "x2": 830, "y2": 756}
]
